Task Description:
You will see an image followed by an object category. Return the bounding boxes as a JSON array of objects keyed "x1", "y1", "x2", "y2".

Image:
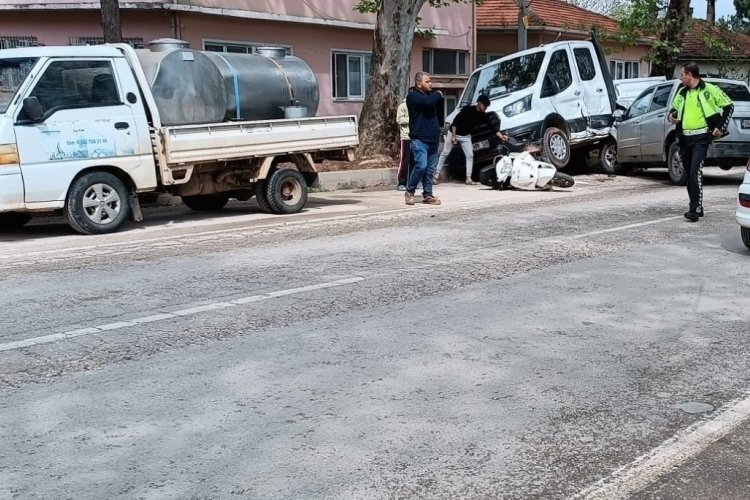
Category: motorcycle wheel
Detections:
[{"x1": 550, "y1": 171, "x2": 575, "y2": 188}]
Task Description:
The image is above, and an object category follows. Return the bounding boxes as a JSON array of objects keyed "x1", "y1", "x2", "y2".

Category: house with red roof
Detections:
[
  {"x1": 679, "y1": 18, "x2": 750, "y2": 83},
  {"x1": 476, "y1": 0, "x2": 652, "y2": 80}
]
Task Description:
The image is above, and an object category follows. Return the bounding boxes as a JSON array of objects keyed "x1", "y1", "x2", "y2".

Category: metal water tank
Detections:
[{"x1": 135, "y1": 39, "x2": 319, "y2": 126}]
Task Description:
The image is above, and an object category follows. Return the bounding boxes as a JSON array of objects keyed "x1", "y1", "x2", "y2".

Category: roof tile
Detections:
[{"x1": 477, "y1": 0, "x2": 619, "y2": 33}]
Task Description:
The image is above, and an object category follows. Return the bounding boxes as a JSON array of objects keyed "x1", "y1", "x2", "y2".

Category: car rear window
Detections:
[{"x1": 716, "y1": 82, "x2": 750, "y2": 101}]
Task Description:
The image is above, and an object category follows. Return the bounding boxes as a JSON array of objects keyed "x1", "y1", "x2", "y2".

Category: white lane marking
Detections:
[
  {"x1": 573, "y1": 393, "x2": 750, "y2": 499},
  {"x1": 0, "y1": 277, "x2": 365, "y2": 353}
]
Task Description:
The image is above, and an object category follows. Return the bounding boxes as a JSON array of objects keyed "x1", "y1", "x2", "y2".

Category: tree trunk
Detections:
[
  {"x1": 100, "y1": 0, "x2": 124, "y2": 44},
  {"x1": 356, "y1": 0, "x2": 423, "y2": 158},
  {"x1": 650, "y1": 0, "x2": 691, "y2": 78}
]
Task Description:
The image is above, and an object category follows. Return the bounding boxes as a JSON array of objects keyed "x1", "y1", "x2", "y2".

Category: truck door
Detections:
[
  {"x1": 639, "y1": 84, "x2": 674, "y2": 161},
  {"x1": 571, "y1": 43, "x2": 611, "y2": 126},
  {"x1": 13, "y1": 59, "x2": 142, "y2": 203}
]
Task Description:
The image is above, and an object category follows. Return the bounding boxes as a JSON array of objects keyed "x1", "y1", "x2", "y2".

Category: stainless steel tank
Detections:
[{"x1": 135, "y1": 39, "x2": 319, "y2": 126}]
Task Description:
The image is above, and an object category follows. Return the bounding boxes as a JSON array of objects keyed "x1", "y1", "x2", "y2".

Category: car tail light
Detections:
[{"x1": 740, "y1": 193, "x2": 750, "y2": 208}]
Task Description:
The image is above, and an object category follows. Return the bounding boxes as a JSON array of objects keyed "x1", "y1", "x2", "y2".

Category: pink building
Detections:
[{"x1": 0, "y1": 0, "x2": 476, "y2": 118}]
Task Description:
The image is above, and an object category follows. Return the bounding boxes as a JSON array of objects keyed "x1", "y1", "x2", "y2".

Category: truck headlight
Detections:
[{"x1": 503, "y1": 95, "x2": 532, "y2": 117}]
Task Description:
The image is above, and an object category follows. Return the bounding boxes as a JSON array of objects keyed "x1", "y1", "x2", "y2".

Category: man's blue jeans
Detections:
[{"x1": 407, "y1": 139, "x2": 438, "y2": 196}]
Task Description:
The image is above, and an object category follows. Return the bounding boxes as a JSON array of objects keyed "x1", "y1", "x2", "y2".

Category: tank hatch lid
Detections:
[{"x1": 148, "y1": 38, "x2": 190, "y2": 52}]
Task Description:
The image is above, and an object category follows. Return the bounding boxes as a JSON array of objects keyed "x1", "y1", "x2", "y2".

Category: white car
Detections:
[{"x1": 736, "y1": 159, "x2": 750, "y2": 249}]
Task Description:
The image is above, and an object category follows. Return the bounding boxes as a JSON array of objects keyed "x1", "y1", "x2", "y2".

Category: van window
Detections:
[
  {"x1": 573, "y1": 48, "x2": 596, "y2": 81},
  {"x1": 459, "y1": 51, "x2": 545, "y2": 106},
  {"x1": 541, "y1": 50, "x2": 572, "y2": 98},
  {"x1": 26, "y1": 60, "x2": 120, "y2": 116}
]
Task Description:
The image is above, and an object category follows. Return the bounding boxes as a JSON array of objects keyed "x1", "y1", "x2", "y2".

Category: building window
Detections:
[
  {"x1": 203, "y1": 40, "x2": 292, "y2": 55},
  {"x1": 332, "y1": 51, "x2": 371, "y2": 100},
  {"x1": 0, "y1": 36, "x2": 39, "y2": 49},
  {"x1": 610, "y1": 60, "x2": 640, "y2": 79},
  {"x1": 423, "y1": 49, "x2": 468, "y2": 75},
  {"x1": 476, "y1": 53, "x2": 503, "y2": 67},
  {"x1": 69, "y1": 37, "x2": 145, "y2": 49}
]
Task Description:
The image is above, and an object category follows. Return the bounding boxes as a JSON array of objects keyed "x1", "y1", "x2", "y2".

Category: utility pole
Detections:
[{"x1": 514, "y1": 0, "x2": 531, "y2": 51}]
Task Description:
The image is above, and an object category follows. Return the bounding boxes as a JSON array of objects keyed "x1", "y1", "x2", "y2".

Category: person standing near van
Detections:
[
  {"x1": 405, "y1": 72, "x2": 443, "y2": 206},
  {"x1": 435, "y1": 94, "x2": 508, "y2": 185},
  {"x1": 395, "y1": 97, "x2": 412, "y2": 191},
  {"x1": 668, "y1": 62, "x2": 733, "y2": 222}
]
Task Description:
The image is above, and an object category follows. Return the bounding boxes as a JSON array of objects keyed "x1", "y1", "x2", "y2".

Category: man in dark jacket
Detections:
[
  {"x1": 435, "y1": 94, "x2": 508, "y2": 184},
  {"x1": 405, "y1": 72, "x2": 443, "y2": 206}
]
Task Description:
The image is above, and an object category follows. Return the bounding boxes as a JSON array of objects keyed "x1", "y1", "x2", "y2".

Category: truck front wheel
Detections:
[
  {"x1": 542, "y1": 127, "x2": 571, "y2": 169},
  {"x1": 65, "y1": 171, "x2": 130, "y2": 235},
  {"x1": 264, "y1": 169, "x2": 308, "y2": 214}
]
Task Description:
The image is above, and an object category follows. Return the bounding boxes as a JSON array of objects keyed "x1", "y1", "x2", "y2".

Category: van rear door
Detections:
[{"x1": 570, "y1": 42, "x2": 611, "y2": 127}]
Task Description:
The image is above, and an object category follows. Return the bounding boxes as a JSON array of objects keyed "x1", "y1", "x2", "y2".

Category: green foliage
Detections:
[
  {"x1": 698, "y1": 24, "x2": 748, "y2": 80},
  {"x1": 354, "y1": 0, "x2": 481, "y2": 14}
]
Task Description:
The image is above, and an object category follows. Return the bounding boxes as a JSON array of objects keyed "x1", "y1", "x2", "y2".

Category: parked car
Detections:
[
  {"x1": 737, "y1": 159, "x2": 750, "y2": 249},
  {"x1": 601, "y1": 78, "x2": 750, "y2": 183},
  {"x1": 445, "y1": 39, "x2": 617, "y2": 179}
]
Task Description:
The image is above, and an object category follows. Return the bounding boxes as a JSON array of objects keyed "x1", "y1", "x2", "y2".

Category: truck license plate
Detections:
[
  {"x1": 741, "y1": 119, "x2": 750, "y2": 129},
  {"x1": 473, "y1": 140, "x2": 490, "y2": 151}
]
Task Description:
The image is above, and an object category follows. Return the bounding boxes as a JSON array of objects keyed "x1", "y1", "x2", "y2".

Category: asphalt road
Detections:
[{"x1": 1, "y1": 168, "x2": 749, "y2": 499}]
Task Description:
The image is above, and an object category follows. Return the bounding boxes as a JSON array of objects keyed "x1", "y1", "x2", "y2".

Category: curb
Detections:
[{"x1": 316, "y1": 167, "x2": 398, "y2": 191}]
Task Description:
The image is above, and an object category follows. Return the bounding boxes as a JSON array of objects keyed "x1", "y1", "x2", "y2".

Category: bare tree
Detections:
[
  {"x1": 101, "y1": 0, "x2": 124, "y2": 43},
  {"x1": 564, "y1": 0, "x2": 630, "y2": 18}
]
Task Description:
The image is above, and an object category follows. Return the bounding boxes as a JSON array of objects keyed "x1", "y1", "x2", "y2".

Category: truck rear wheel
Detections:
[
  {"x1": 0, "y1": 212, "x2": 32, "y2": 230},
  {"x1": 265, "y1": 169, "x2": 308, "y2": 214},
  {"x1": 182, "y1": 194, "x2": 230, "y2": 211},
  {"x1": 542, "y1": 126, "x2": 571, "y2": 170},
  {"x1": 65, "y1": 171, "x2": 130, "y2": 235}
]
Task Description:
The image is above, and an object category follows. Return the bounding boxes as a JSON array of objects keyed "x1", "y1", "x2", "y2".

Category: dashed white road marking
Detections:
[
  {"x1": 0, "y1": 277, "x2": 365, "y2": 353},
  {"x1": 573, "y1": 393, "x2": 750, "y2": 499}
]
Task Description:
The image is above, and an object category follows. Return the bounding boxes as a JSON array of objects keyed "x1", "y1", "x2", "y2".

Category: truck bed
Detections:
[{"x1": 158, "y1": 115, "x2": 359, "y2": 166}]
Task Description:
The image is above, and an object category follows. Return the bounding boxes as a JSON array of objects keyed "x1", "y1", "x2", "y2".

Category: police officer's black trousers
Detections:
[{"x1": 679, "y1": 133, "x2": 710, "y2": 212}]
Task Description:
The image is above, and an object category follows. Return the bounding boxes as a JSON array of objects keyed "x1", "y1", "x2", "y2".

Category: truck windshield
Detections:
[
  {"x1": 0, "y1": 57, "x2": 37, "y2": 113},
  {"x1": 460, "y1": 51, "x2": 545, "y2": 106}
]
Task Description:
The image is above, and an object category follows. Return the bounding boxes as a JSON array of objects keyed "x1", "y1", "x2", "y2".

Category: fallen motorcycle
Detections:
[{"x1": 479, "y1": 138, "x2": 575, "y2": 191}]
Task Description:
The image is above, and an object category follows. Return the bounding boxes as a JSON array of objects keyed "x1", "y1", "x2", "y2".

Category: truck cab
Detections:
[{"x1": 0, "y1": 46, "x2": 157, "y2": 232}]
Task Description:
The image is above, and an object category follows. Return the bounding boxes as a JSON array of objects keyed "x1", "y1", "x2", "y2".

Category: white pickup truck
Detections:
[{"x1": 0, "y1": 42, "x2": 358, "y2": 234}]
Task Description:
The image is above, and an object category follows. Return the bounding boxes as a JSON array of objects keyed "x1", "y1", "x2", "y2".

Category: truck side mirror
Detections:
[{"x1": 22, "y1": 97, "x2": 44, "y2": 123}]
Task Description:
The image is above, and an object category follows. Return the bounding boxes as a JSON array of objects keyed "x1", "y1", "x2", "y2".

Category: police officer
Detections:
[{"x1": 668, "y1": 62, "x2": 734, "y2": 222}]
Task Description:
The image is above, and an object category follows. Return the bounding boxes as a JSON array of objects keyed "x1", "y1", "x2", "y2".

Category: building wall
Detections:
[{"x1": 0, "y1": 2, "x2": 474, "y2": 117}]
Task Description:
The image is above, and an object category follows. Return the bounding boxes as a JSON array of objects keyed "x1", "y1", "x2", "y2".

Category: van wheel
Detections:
[
  {"x1": 65, "y1": 171, "x2": 130, "y2": 235},
  {"x1": 742, "y1": 227, "x2": 750, "y2": 250},
  {"x1": 254, "y1": 180, "x2": 274, "y2": 213},
  {"x1": 0, "y1": 212, "x2": 32, "y2": 230},
  {"x1": 667, "y1": 142, "x2": 687, "y2": 185},
  {"x1": 542, "y1": 127, "x2": 571, "y2": 169},
  {"x1": 264, "y1": 169, "x2": 308, "y2": 214},
  {"x1": 182, "y1": 194, "x2": 230, "y2": 211}
]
